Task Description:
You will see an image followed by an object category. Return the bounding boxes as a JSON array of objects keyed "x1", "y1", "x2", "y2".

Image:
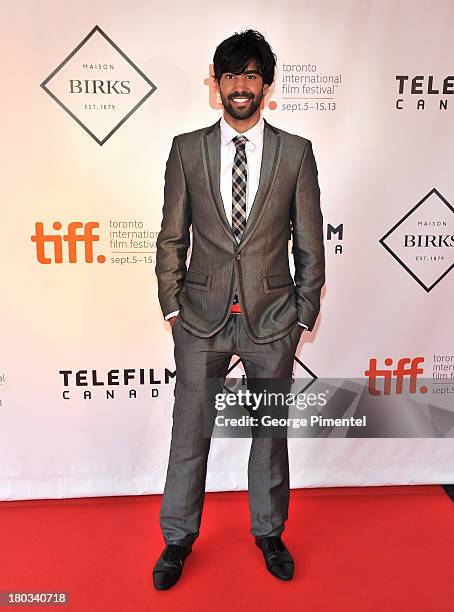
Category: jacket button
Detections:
[{"x1": 235, "y1": 254, "x2": 241, "y2": 261}]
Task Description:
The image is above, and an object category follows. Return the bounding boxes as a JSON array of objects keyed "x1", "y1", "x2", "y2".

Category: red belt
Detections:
[{"x1": 230, "y1": 302, "x2": 241, "y2": 314}]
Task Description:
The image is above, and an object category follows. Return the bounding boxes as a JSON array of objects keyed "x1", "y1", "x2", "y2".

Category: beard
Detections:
[{"x1": 220, "y1": 89, "x2": 264, "y2": 120}]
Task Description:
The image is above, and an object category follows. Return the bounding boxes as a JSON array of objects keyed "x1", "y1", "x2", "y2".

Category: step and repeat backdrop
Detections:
[{"x1": 1, "y1": 0, "x2": 453, "y2": 500}]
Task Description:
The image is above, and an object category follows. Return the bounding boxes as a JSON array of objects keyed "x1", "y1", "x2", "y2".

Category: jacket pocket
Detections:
[
  {"x1": 184, "y1": 270, "x2": 212, "y2": 291},
  {"x1": 263, "y1": 272, "x2": 295, "y2": 294}
]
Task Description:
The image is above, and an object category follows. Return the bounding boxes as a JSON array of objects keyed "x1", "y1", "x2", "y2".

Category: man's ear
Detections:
[{"x1": 263, "y1": 83, "x2": 270, "y2": 97}]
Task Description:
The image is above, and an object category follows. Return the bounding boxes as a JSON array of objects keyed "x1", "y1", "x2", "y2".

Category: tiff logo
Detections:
[
  {"x1": 364, "y1": 357, "x2": 426, "y2": 396},
  {"x1": 31, "y1": 221, "x2": 105, "y2": 264},
  {"x1": 204, "y1": 63, "x2": 278, "y2": 111}
]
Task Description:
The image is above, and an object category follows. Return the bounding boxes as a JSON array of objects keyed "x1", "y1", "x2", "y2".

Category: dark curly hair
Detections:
[{"x1": 213, "y1": 29, "x2": 277, "y2": 86}]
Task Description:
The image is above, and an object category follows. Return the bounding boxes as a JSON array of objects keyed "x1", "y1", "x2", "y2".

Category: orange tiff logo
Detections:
[
  {"x1": 31, "y1": 221, "x2": 106, "y2": 264},
  {"x1": 204, "y1": 64, "x2": 277, "y2": 110},
  {"x1": 364, "y1": 357, "x2": 426, "y2": 396}
]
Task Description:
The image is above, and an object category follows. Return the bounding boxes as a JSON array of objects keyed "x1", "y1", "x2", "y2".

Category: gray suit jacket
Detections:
[{"x1": 155, "y1": 118, "x2": 325, "y2": 344}]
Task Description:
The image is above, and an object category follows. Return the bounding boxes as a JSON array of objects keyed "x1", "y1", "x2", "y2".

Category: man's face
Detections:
[{"x1": 217, "y1": 59, "x2": 270, "y2": 121}]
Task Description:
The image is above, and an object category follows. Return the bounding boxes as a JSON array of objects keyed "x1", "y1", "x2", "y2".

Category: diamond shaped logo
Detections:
[
  {"x1": 380, "y1": 188, "x2": 454, "y2": 291},
  {"x1": 223, "y1": 355, "x2": 317, "y2": 396},
  {"x1": 292, "y1": 355, "x2": 317, "y2": 394},
  {"x1": 41, "y1": 25, "x2": 157, "y2": 145}
]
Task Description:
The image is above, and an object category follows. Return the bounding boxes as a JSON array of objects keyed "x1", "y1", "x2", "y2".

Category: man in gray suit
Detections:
[{"x1": 153, "y1": 29, "x2": 325, "y2": 589}]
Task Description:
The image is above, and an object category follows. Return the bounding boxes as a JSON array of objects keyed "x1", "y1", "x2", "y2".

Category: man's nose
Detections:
[{"x1": 235, "y1": 75, "x2": 251, "y2": 88}]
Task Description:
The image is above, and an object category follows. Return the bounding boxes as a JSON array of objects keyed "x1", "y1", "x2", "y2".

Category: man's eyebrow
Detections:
[{"x1": 224, "y1": 69, "x2": 261, "y2": 76}]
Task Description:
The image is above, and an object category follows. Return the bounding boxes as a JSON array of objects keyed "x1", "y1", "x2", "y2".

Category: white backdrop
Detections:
[{"x1": 1, "y1": 0, "x2": 453, "y2": 500}]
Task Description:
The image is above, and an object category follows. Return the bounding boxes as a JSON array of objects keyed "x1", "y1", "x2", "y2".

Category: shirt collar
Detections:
[{"x1": 220, "y1": 115, "x2": 264, "y2": 149}]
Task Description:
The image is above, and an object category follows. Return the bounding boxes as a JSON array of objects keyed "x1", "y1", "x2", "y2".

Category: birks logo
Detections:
[
  {"x1": 395, "y1": 75, "x2": 454, "y2": 110},
  {"x1": 380, "y1": 188, "x2": 454, "y2": 291},
  {"x1": 365, "y1": 357, "x2": 426, "y2": 396},
  {"x1": 41, "y1": 25, "x2": 157, "y2": 145},
  {"x1": 225, "y1": 355, "x2": 317, "y2": 396},
  {"x1": 31, "y1": 221, "x2": 105, "y2": 264}
]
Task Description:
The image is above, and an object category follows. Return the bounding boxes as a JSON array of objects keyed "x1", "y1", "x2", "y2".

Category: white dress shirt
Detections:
[
  {"x1": 219, "y1": 114, "x2": 264, "y2": 223},
  {"x1": 164, "y1": 115, "x2": 307, "y2": 330}
]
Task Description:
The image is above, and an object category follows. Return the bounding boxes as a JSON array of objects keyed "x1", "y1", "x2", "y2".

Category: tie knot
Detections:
[{"x1": 232, "y1": 135, "x2": 248, "y2": 150}]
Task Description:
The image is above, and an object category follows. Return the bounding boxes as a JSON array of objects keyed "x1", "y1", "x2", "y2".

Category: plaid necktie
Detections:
[{"x1": 231, "y1": 135, "x2": 248, "y2": 244}]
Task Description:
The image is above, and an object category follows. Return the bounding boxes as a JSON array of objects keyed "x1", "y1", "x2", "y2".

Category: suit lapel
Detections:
[
  {"x1": 239, "y1": 119, "x2": 282, "y2": 248},
  {"x1": 202, "y1": 119, "x2": 237, "y2": 246},
  {"x1": 202, "y1": 117, "x2": 282, "y2": 249}
]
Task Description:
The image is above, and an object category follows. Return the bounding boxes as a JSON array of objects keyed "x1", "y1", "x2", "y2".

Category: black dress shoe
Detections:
[
  {"x1": 152, "y1": 544, "x2": 192, "y2": 590},
  {"x1": 255, "y1": 536, "x2": 294, "y2": 580}
]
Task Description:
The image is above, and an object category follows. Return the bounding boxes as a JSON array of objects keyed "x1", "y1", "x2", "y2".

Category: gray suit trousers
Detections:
[{"x1": 159, "y1": 313, "x2": 303, "y2": 546}]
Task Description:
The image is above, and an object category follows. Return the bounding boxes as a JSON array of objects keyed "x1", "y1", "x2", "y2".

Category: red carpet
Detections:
[{"x1": 0, "y1": 485, "x2": 453, "y2": 611}]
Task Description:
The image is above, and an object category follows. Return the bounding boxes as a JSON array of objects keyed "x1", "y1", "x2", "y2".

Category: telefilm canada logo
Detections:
[
  {"x1": 327, "y1": 223, "x2": 343, "y2": 255},
  {"x1": 380, "y1": 188, "x2": 454, "y2": 291},
  {"x1": 395, "y1": 75, "x2": 454, "y2": 110},
  {"x1": 41, "y1": 25, "x2": 157, "y2": 144},
  {"x1": 59, "y1": 368, "x2": 176, "y2": 400}
]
